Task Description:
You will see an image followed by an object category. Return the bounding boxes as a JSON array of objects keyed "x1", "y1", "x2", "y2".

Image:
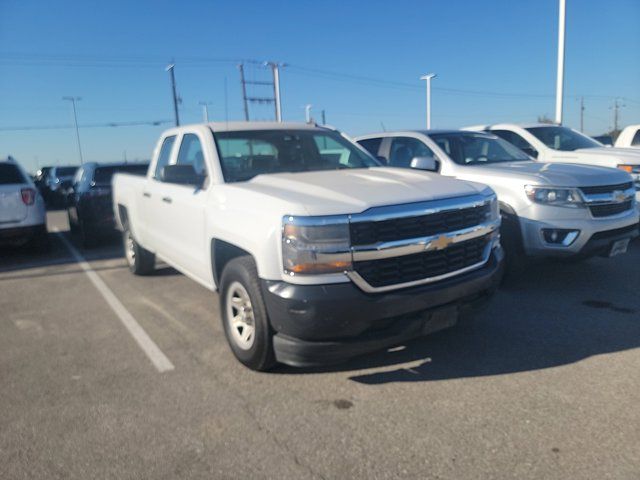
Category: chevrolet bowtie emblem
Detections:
[
  {"x1": 428, "y1": 235, "x2": 453, "y2": 251},
  {"x1": 612, "y1": 190, "x2": 626, "y2": 203}
]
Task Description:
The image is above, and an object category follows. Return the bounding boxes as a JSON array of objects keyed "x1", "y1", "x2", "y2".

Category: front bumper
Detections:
[
  {"x1": 520, "y1": 208, "x2": 639, "y2": 257},
  {"x1": 261, "y1": 246, "x2": 504, "y2": 367},
  {"x1": 0, "y1": 224, "x2": 46, "y2": 245}
]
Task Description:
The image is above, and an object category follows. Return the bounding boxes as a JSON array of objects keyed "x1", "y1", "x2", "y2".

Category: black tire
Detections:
[
  {"x1": 500, "y1": 212, "x2": 527, "y2": 281},
  {"x1": 122, "y1": 225, "x2": 155, "y2": 275},
  {"x1": 219, "y1": 256, "x2": 276, "y2": 371}
]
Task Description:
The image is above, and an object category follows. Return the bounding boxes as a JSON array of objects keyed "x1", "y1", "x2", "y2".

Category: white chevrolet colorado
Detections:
[
  {"x1": 468, "y1": 124, "x2": 640, "y2": 198},
  {"x1": 355, "y1": 130, "x2": 639, "y2": 263},
  {"x1": 113, "y1": 122, "x2": 504, "y2": 370}
]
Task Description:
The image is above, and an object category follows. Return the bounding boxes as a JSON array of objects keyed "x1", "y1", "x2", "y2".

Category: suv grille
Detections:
[
  {"x1": 350, "y1": 203, "x2": 490, "y2": 246},
  {"x1": 589, "y1": 200, "x2": 633, "y2": 218},
  {"x1": 353, "y1": 236, "x2": 489, "y2": 288},
  {"x1": 580, "y1": 182, "x2": 633, "y2": 195}
]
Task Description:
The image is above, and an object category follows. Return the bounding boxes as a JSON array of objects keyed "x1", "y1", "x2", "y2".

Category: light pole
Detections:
[
  {"x1": 166, "y1": 63, "x2": 180, "y2": 126},
  {"x1": 304, "y1": 104, "x2": 313, "y2": 123},
  {"x1": 420, "y1": 73, "x2": 437, "y2": 129},
  {"x1": 62, "y1": 96, "x2": 84, "y2": 164},
  {"x1": 198, "y1": 101, "x2": 212, "y2": 122},
  {"x1": 555, "y1": 0, "x2": 566, "y2": 124},
  {"x1": 265, "y1": 62, "x2": 286, "y2": 122}
]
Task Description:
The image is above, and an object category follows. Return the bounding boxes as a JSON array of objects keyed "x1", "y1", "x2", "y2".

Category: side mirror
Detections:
[
  {"x1": 410, "y1": 156, "x2": 439, "y2": 172},
  {"x1": 161, "y1": 164, "x2": 202, "y2": 186}
]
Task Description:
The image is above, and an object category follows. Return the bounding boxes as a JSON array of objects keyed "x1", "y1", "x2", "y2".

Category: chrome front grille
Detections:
[
  {"x1": 578, "y1": 183, "x2": 635, "y2": 218},
  {"x1": 579, "y1": 182, "x2": 633, "y2": 195}
]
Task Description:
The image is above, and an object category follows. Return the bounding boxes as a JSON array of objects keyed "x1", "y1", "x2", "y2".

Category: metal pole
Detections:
[
  {"x1": 420, "y1": 74, "x2": 436, "y2": 129},
  {"x1": 580, "y1": 96, "x2": 584, "y2": 132},
  {"x1": 63, "y1": 96, "x2": 84, "y2": 164},
  {"x1": 238, "y1": 64, "x2": 250, "y2": 121},
  {"x1": 555, "y1": 0, "x2": 566, "y2": 124},
  {"x1": 199, "y1": 101, "x2": 210, "y2": 122},
  {"x1": 304, "y1": 104, "x2": 312, "y2": 123},
  {"x1": 271, "y1": 63, "x2": 283, "y2": 122},
  {"x1": 321, "y1": 110, "x2": 326, "y2": 125},
  {"x1": 166, "y1": 64, "x2": 180, "y2": 126}
]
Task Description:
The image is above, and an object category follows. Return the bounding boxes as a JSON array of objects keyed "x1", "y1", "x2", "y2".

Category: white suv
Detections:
[{"x1": 0, "y1": 157, "x2": 49, "y2": 250}]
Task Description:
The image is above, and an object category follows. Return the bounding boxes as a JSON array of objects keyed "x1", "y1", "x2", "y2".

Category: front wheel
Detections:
[
  {"x1": 123, "y1": 226, "x2": 155, "y2": 275},
  {"x1": 219, "y1": 256, "x2": 276, "y2": 371}
]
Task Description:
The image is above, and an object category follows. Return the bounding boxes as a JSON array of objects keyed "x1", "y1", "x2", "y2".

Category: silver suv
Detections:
[{"x1": 0, "y1": 157, "x2": 49, "y2": 250}]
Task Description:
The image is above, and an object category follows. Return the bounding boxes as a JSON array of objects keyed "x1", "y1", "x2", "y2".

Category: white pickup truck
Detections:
[
  {"x1": 113, "y1": 122, "x2": 504, "y2": 370},
  {"x1": 614, "y1": 125, "x2": 640, "y2": 149},
  {"x1": 467, "y1": 124, "x2": 640, "y2": 197},
  {"x1": 355, "y1": 130, "x2": 639, "y2": 264}
]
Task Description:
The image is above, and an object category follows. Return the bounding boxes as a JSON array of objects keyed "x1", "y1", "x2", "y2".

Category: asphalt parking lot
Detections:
[{"x1": 1, "y1": 211, "x2": 639, "y2": 480}]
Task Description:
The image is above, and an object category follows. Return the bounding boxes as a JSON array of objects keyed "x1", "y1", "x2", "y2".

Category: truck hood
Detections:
[
  {"x1": 459, "y1": 161, "x2": 632, "y2": 187},
  {"x1": 550, "y1": 147, "x2": 640, "y2": 166},
  {"x1": 236, "y1": 167, "x2": 490, "y2": 216}
]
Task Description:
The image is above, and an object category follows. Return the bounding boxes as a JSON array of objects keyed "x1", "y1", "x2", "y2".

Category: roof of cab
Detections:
[{"x1": 206, "y1": 121, "x2": 330, "y2": 133}]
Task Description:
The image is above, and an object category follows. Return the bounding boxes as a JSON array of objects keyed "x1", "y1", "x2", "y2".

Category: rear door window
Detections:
[
  {"x1": 0, "y1": 164, "x2": 26, "y2": 185},
  {"x1": 357, "y1": 137, "x2": 383, "y2": 157},
  {"x1": 154, "y1": 136, "x2": 177, "y2": 179}
]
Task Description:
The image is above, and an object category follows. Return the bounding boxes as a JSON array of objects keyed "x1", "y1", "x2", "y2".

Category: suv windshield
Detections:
[
  {"x1": 0, "y1": 164, "x2": 26, "y2": 185},
  {"x1": 525, "y1": 126, "x2": 601, "y2": 151},
  {"x1": 214, "y1": 129, "x2": 380, "y2": 182},
  {"x1": 93, "y1": 164, "x2": 148, "y2": 185},
  {"x1": 429, "y1": 132, "x2": 530, "y2": 165}
]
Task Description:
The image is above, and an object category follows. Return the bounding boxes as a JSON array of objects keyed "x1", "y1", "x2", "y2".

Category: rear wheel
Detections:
[
  {"x1": 123, "y1": 226, "x2": 155, "y2": 275},
  {"x1": 219, "y1": 256, "x2": 275, "y2": 371}
]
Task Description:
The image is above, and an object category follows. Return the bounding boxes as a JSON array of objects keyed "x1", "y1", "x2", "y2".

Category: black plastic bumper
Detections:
[
  {"x1": 580, "y1": 224, "x2": 639, "y2": 257},
  {"x1": 261, "y1": 247, "x2": 504, "y2": 367}
]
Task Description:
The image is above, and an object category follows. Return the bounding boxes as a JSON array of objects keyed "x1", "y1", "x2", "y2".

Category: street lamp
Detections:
[
  {"x1": 198, "y1": 101, "x2": 213, "y2": 123},
  {"x1": 420, "y1": 73, "x2": 437, "y2": 130},
  {"x1": 304, "y1": 104, "x2": 313, "y2": 123},
  {"x1": 555, "y1": 0, "x2": 566, "y2": 124},
  {"x1": 62, "y1": 96, "x2": 84, "y2": 164}
]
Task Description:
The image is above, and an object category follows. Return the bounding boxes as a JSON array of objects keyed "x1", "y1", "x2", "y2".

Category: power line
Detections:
[{"x1": 0, "y1": 119, "x2": 172, "y2": 132}]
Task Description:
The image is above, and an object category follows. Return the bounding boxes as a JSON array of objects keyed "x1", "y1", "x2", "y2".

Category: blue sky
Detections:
[{"x1": 1, "y1": 0, "x2": 639, "y2": 172}]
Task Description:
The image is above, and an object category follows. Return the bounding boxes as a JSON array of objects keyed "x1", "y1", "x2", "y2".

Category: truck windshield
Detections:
[
  {"x1": 429, "y1": 132, "x2": 531, "y2": 165},
  {"x1": 214, "y1": 129, "x2": 380, "y2": 182},
  {"x1": 525, "y1": 126, "x2": 601, "y2": 151}
]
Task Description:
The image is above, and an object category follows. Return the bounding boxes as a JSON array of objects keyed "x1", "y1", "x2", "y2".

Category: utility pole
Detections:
[
  {"x1": 612, "y1": 98, "x2": 625, "y2": 134},
  {"x1": 238, "y1": 64, "x2": 250, "y2": 121},
  {"x1": 304, "y1": 104, "x2": 313, "y2": 123},
  {"x1": 321, "y1": 110, "x2": 326, "y2": 125},
  {"x1": 62, "y1": 96, "x2": 84, "y2": 165},
  {"x1": 166, "y1": 63, "x2": 180, "y2": 126},
  {"x1": 420, "y1": 73, "x2": 437, "y2": 129},
  {"x1": 579, "y1": 96, "x2": 585, "y2": 132},
  {"x1": 555, "y1": 0, "x2": 566, "y2": 124},
  {"x1": 198, "y1": 101, "x2": 212, "y2": 122},
  {"x1": 266, "y1": 62, "x2": 285, "y2": 122}
]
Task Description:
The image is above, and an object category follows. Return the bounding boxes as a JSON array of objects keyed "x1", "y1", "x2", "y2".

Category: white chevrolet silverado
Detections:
[
  {"x1": 113, "y1": 122, "x2": 504, "y2": 370},
  {"x1": 355, "y1": 130, "x2": 639, "y2": 264},
  {"x1": 467, "y1": 124, "x2": 640, "y2": 198}
]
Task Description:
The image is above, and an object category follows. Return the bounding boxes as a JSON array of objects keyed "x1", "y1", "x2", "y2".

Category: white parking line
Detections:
[{"x1": 54, "y1": 229, "x2": 175, "y2": 373}]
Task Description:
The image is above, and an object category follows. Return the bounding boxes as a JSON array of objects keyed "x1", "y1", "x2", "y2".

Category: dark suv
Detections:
[{"x1": 67, "y1": 162, "x2": 148, "y2": 246}]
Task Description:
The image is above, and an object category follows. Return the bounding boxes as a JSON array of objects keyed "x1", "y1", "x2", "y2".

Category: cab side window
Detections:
[
  {"x1": 176, "y1": 134, "x2": 207, "y2": 176},
  {"x1": 357, "y1": 137, "x2": 383, "y2": 157},
  {"x1": 389, "y1": 137, "x2": 435, "y2": 168},
  {"x1": 632, "y1": 129, "x2": 640, "y2": 147},
  {"x1": 154, "y1": 136, "x2": 176, "y2": 179},
  {"x1": 491, "y1": 130, "x2": 537, "y2": 157}
]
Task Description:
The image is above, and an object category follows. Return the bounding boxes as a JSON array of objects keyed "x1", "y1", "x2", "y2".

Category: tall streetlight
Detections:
[
  {"x1": 555, "y1": 0, "x2": 566, "y2": 124},
  {"x1": 265, "y1": 61, "x2": 286, "y2": 122},
  {"x1": 62, "y1": 96, "x2": 84, "y2": 164},
  {"x1": 420, "y1": 73, "x2": 437, "y2": 130},
  {"x1": 304, "y1": 104, "x2": 313, "y2": 123},
  {"x1": 166, "y1": 63, "x2": 180, "y2": 126},
  {"x1": 198, "y1": 101, "x2": 213, "y2": 123}
]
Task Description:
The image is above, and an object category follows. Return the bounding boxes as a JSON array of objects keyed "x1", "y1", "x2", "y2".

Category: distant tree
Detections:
[{"x1": 537, "y1": 115, "x2": 556, "y2": 124}]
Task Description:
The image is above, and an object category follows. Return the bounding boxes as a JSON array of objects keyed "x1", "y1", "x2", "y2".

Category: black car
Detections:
[
  {"x1": 44, "y1": 165, "x2": 79, "y2": 207},
  {"x1": 67, "y1": 162, "x2": 149, "y2": 246}
]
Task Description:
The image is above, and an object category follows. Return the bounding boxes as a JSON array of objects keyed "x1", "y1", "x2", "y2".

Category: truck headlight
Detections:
[
  {"x1": 524, "y1": 185, "x2": 584, "y2": 208},
  {"x1": 282, "y1": 216, "x2": 352, "y2": 275}
]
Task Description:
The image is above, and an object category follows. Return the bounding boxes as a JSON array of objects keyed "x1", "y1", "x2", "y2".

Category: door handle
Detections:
[
  {"x1": 143, "y1": 192, "x2": 151, "y2": 198},
  {"x1": 162, "y1": 196, "x2": 172, "y2": 204}
]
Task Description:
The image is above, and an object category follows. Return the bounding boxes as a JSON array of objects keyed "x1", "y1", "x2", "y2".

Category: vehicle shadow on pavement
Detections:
[{"x1": 278, "y1": 242, "x2": 640, "y2": 383}]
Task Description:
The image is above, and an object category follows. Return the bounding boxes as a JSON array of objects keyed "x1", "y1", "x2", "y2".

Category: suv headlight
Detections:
[
  {"x1": 282, "y1": 216, "x2": 352, "y2": 275},
  {"x1": 524, "y1": 185, "x2": 584, "y2": 208}
]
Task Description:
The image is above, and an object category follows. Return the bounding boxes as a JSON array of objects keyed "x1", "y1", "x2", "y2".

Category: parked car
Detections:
[
  {"x1": 67, "y1": 162, "x2": 149, "y2": 246},
  {"x1": 45, "y1": 165, "x2": 79, "y2": 207},
  {"x1": 355, "y1": 130, "x2": 639, "y2": 266},
  {"x1": 113, "y1": 122, "x2": 504, "y2": 370},
  {"x1": 0, "y1": 156, "x2": 49, "y2": 250},
  {"x1": 614, "y1": 125, "x2": 640, "y2": 149},
  {"x1": 466, "y1": 124, "x2": 640, "y2": 200},
  {"x1": 33, "y1": 166, "x2": 53, "y2": 191}
]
